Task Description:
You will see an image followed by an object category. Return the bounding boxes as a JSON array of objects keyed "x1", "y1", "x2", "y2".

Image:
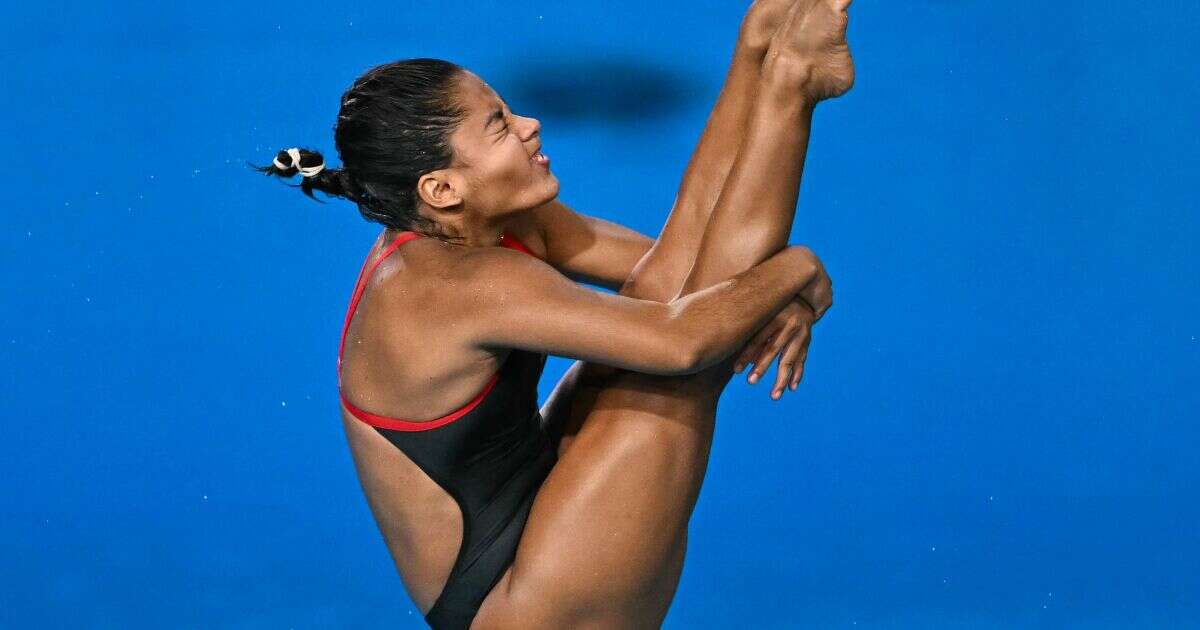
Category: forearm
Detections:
[{"x1": 670, "y1": 246, "x2": 818, "y2": 370}]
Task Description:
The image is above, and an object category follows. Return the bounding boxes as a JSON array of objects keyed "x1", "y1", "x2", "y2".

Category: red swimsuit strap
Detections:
[{"x1": 338, "y1": 230, "x2": 538, "y2": 432}]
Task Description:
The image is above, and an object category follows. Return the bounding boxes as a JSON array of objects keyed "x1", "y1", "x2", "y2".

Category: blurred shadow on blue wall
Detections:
[{"x1": 499, "y1": 56, "x2": 701, "y2": 123}]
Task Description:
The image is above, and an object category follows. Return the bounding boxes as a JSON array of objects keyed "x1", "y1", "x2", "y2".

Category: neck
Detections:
[{"x1": 431, "y1": 215, "x2": 506, "y2": 248}]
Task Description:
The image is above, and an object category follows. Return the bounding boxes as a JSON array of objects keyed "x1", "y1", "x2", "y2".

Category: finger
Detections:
[
  {"x1": 749, "y1": 325, "x2": 792, "y2": 385},
  {"x1": 739, "y1": 326, "x2": 777, "y2": 376},
  {"x1": 789, "y1": 330, "x2": 814, "y2": 390},
  {"x1": 771, "y1": 326, "x2": 808, "y2": 399},
  {"x1": 736, "y1": 342, "x2": 762, "y2": 374},
  {"x1": 736, "y1": 328, "x2": 775, "y2": 373}
]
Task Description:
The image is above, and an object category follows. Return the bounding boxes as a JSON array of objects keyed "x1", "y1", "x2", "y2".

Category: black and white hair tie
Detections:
[{"x1": 273, "y1": 147, "x2": 325, "y2": 178}]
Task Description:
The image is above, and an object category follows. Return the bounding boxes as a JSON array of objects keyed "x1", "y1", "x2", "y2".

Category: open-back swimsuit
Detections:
[{"x1": 338, "y1": 231, "x2": 558, "y2": 630}]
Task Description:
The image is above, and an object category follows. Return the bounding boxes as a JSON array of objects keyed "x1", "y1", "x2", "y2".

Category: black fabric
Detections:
[{"x1": 375, "y1": 349, "x2": 556, "y2": 630}]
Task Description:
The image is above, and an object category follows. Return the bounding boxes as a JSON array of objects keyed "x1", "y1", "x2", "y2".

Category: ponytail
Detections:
[{"x1": 252, "y1": 58, "x2": 467, "y2": 236}]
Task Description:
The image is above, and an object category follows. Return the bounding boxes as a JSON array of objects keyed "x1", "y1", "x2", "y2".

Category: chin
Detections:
[
  {"x1": 511, "y1": 176, "x2": 559, "y2": 213},
  {"x1": 543, "y1": 175, "x2": 560, "y2": 200}
]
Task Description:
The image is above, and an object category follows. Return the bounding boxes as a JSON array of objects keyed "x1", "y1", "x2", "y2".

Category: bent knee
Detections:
[{"x1": 620, "y1": 259, "x2": 687, "y2": 303}]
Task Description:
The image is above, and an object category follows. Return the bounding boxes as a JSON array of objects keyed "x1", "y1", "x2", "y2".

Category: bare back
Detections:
[{"x1": 338, "y1": 227, "x2": 552, "y2": 616}]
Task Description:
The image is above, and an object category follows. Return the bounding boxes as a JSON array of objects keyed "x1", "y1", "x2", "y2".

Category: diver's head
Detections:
[{"x1": 257, "y1": 58, "x2": 558, "y2": 243}]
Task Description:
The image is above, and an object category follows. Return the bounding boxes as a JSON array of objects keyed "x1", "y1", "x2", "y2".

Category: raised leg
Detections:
[
  {"x1": 478, "y1": 2, "x2": 855, "y2": 627},
  {"x1": 541, "y1": 0, "x2": 792, "y2": 455}
]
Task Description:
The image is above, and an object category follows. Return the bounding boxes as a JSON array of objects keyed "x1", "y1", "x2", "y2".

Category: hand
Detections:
[
  {"x1": 738, "y1": 0, "x2": 800, "y2": 56},
  {"x1": 733, "y1": 297, "x2": 817, "y2": 399}
]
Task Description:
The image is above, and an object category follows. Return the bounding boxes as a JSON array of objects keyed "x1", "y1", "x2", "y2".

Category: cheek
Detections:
[{"x1": 492, "y1": 145, "x2": 533, "y2": 186}]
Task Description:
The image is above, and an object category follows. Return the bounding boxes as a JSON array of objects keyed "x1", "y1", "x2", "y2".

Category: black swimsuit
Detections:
[{"x1": 338, "y1": 231, "x2": 557, "y2": 629}]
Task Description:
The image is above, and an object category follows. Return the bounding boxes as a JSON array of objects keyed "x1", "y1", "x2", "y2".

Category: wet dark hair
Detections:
[{"x1": 252, "y1": 58, "x2": 469, "y2": 236}]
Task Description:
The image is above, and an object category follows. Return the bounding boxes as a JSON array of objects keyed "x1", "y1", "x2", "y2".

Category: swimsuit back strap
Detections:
[{"x1": 337, "y1": 231, "x2": 422, "y2": 368}]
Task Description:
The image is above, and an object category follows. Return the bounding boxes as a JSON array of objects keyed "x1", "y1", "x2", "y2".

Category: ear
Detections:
[{"x1": 415, "y1": 170, "x2": 465, "y2": 211}]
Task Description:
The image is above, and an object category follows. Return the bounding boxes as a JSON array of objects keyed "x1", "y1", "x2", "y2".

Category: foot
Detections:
[
  {"x1": 737, "y1": 0, "x2": 802, "y2": 56},
  {"x1": 764, "y1": 0, "x2": 855, "y2": 102}
]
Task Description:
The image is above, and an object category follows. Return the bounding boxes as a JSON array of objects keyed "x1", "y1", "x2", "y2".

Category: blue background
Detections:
[{"x1": 3, "y1": 1, "x2": 1197, "y2": 628}]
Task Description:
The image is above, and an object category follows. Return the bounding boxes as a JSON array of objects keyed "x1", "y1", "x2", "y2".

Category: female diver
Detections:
[{"x1": 257, "y1": 1, "x2": 853, "y2": 627}]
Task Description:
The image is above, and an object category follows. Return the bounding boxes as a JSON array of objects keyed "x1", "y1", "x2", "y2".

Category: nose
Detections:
[{"x1": 518, "y1": 115, "x2": 541, "y2": 140}]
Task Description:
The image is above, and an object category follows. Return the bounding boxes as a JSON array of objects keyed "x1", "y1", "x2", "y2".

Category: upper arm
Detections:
[
  {"x1": 452, "y1": 247, "x2": 699, "y2": 375},
  {"x1": 532, "y1": 198, "x2": 654, "y2": 290}
]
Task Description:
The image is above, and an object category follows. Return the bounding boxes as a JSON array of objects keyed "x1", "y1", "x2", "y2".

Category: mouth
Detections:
[{"x1": 531, "y1": 147, "x2": 550, "y2": 169}]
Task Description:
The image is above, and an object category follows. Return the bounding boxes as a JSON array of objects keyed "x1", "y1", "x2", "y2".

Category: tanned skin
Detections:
[
  {"x1": 476, "y1": 1, "x2": 854, "y2": 626},
  {"x1": 338, "y1": 0, "x2": 853, "y2": 627}
]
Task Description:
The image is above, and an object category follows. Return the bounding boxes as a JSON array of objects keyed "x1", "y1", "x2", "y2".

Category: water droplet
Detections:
[{"x1": 281, "y1": 401, "x2": 287, "y2": 407}]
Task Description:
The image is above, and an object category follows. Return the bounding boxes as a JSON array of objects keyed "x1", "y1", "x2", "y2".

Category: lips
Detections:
[{"x1": 531, "y1": 148, "x2": 550, "y2": 169}]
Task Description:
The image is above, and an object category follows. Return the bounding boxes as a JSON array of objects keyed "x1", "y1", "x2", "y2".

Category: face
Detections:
[{"x1": 421, "y1": 71, "x2": 559, "y2": 222}]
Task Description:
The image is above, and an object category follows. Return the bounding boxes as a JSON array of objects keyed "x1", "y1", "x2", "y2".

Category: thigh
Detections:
[{"x1": 475, "y1": 376, "x2": 718, "y2": 628}]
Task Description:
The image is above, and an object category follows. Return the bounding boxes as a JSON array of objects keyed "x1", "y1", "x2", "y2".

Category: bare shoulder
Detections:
[{"x1": 382, "y1": 238, "x2": 556, "y2": 314}]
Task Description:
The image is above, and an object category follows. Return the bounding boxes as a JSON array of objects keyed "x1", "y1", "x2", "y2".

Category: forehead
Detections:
[{"x1": 457, "y1": 72, "x2": 504, "y2": 111}]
